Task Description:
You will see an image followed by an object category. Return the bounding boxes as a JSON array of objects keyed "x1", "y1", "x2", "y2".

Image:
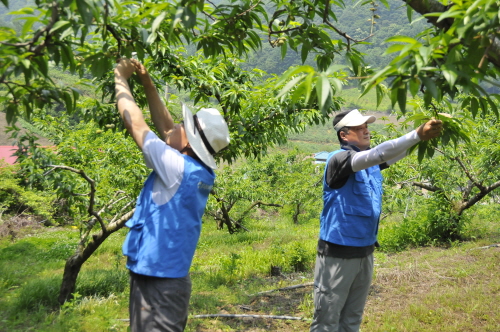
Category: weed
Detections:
[
  {"x1": 13, "y1": 275, "x2": 61, "y2": 311},
  {"x1": 76, "y1": 269, "x2": 129, "y2": 298}
]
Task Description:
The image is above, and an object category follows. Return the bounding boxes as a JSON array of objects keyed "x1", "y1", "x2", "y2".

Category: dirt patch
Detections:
[
  {"x1": 193, "y1": 275, "x2": 314, "y2": 331},
  {"x1": 0, "y1": 214, "x2": 44, "y2": 240}
]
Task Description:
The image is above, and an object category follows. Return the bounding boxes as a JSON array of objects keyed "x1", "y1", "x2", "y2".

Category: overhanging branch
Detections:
[{"x1": 403, "y1": 0, "x2": 500, "y2": 69}]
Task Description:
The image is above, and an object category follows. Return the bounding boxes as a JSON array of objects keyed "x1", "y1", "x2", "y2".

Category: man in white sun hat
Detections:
[
  {"x1": 114, "y1": 58, "x2": 230, "y2": 332},
  {"x1": 311, "y1": 109, "x2": 442, "y2": 332}
]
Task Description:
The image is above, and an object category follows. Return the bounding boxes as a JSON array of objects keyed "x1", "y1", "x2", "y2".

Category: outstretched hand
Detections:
[
  {"x1": 417, "y1": 119, "x2": 443, "y2": 141},
  {"x1": 114, "y1": 58, "x2": 136, "y2": 80}
]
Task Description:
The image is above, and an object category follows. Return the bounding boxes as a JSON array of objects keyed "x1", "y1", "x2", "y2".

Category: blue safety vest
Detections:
[
  {"x1": 319, "y1": 149, "x2": 383, "y2": 247},
  {"x1": 122, "y1": 156, "x2": 215, "y2": 278}
]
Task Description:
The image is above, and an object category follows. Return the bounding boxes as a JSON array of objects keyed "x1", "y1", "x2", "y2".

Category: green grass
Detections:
[{"x1": 0, "y1": 204, "x2": 499, "y2": 331}]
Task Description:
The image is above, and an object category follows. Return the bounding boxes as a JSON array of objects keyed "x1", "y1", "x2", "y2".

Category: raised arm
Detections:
[
  {"x1": 351, "y1": 119, "x2": 443, "y2": 172},
  {"x1": 115, "y1": 58, "x2": 151, "y2": 150},
  {"x1": 131, "y1": 59, "x2": 174, "y2": 141}
]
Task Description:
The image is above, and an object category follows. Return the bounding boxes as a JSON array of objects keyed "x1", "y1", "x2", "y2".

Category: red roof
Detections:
[{"x1": 0, "y1": 146, "x2": 17, "y2": 165}]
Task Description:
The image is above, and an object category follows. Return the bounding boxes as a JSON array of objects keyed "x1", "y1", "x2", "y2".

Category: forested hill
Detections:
[
  {"x1": 0, "y1": 0, "x2": 428, "y2": 76},
  {"x1": 0, "y1": 0, "x2": 424, "y2": 146},
  {"x1": 243, "y1": 0, "x2": 429, "y2": 74}
]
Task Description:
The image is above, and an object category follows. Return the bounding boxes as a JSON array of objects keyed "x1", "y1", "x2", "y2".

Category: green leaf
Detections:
[
  {"x1": 60, "y1": 27, "x2": 74, "y2": 40},
  {"x1": 383, "y1": 44, "x2": 405, "y2": 55},
  {"x1": 62, "y1": 91, "x2": 73, "y2": 114},
  {"x1": 406, "y1": 4, "x2": 413, "y2": 22},
  {"x1": 276, "y1": 75, "x2": 304, "y2": 100},
  {"x1": 50, "y1": 20, "x2": 71, "y2": 34},
  {"x1": 421, "y1": 77, "x2": 438, "y2": 100},
  {"x1": 409, "y1": 77, "x2": 420, "y2": 96},
  {"x1": 348, "y1": 53, "x2": 360, "y2": 76},
  {"x1": 281, "y1": 39, "x2": 287, "y2": 59},
  {"x1": 437, "y1": 9, "x2": 464, "y2": 22},
  {"x1": 375, "y1": 85, "x2": 384, "y2": 107},
  {"x1": 465, "y1": 0, "x2": 483, "y2": 15},
  {"x1": 182, "y1": 6, "x2": 197, "y2": 29},
  {"x1": 330, "y1": 77, "x2": 342, "y2": 95},
  {"x1": 316, "y1": 74, "x2": 332, "y2": 112},
  {"x1": 9, "y1": 7, "x2": 34, "y2": 15},
  {"x1": 441, "y1": 65, "x2": 458, "y2": 88},
  {"x1": 76, "y1": 0, "x2": 93, "y2": 27},
  {"x1": 417, "y1": 141, "x2": 426, "y2": 163},
  {"x1": 33, "y1": 56, "x2": 49, "y2": 77},
  {"x1": 469, "y1": 97, "x2": 478, "y2": 117},
  {"x1": 291, "y1": 81, "x2": 307, "y2": 103},
  {"x1": 386, "y1": 36, "x2": 419, "y2": 44},
  {"x1": 304, "y1": 72, "x2": 314, "y2": 104},
  {"x1": 21, "y1": 17, "x2": 38, "y2": 37},
  {"x1": 152, "y1": 11, "x2": 167, "y2": 34},
  {"x1": 324, "y1": 64, "x2": 347, "y2": 76},
  {"x1": 379, "y1": 0, "x2": 390, "y2": 9},
  {"x1": 275, "y1": 65, "x2": 314, "y2": 86},
  {"x1": 396, "y1": 86, "x2": 407, "y2": 113},
  {"x1": 301, "y1": 40, "x2": 309, "y2": 64}
]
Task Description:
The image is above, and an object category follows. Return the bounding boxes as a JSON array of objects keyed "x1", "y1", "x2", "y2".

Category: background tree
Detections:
[
  {"x1": 13, "y1": 116, "x2": 147, "y2": 304},
  {"x1": 381, "y1": 102, "x2": 500, "y2": 246}
]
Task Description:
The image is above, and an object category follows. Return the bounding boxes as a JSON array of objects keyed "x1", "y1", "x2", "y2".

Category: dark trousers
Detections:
[{"x1": 129, "y1": 272, "x2": 192, "y2": 332}]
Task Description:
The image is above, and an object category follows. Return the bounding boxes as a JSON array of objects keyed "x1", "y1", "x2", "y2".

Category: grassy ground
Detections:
[{"x1": 0, "y1": 206, "x2": 499, "y2": 332}]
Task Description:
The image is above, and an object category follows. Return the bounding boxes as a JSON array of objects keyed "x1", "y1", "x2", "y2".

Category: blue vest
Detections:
[
  {"x1": 122, "y1": 156, "x2": 215, "y2": 278},
  {"x1": 319, "y1": 149, "x2": 383, "y2": 247}
]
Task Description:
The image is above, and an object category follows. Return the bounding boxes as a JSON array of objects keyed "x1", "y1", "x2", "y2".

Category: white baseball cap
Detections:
[{"x1": 334, "y1": 109, "x2": 376, "y2": 132}]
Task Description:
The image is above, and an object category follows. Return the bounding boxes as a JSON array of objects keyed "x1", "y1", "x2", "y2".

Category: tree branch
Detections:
[
  {"x1": 459, "y1": 180, "x2": 500, "y2": 213},
  {"x1": 191, "y1": 314, "x2": 309, "y2": 321},
  {"x1": 412, "y1": 181, "x2": 441, "y2": 192},
  {"x1": 46, "y1": 165, "x2": 105, "y2": 231},
  {"x1": 403, "y1": 0, "x2": 452, "y2": 30},
  {"x1": 248, "y1": 282, "x2": 314, "y2": 296},
  {"x1": 402, "y1": 0, "x2": 500, "y2": 69},
  {"x1": 452, "y1": 155, "x2": 486, "y2": 192}
]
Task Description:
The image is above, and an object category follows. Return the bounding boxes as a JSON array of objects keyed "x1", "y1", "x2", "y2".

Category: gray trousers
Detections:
[
  {"x1": 310, "y1": 254, "x2": 373, "y2": 332},
  {"x1": 129, "y1": 272, "x2": 192, "y2": 332}
]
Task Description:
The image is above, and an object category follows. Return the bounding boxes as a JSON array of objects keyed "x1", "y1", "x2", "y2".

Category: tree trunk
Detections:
[
  {"x1": 58, "y1": 231, "x2": 112, "y2": 304},
  {"x1": 292, "y1": 202, "x2": 301, "y2": 224},
  {"x1": 58, "y1": 209, "x2": 134, "y2": 305}
]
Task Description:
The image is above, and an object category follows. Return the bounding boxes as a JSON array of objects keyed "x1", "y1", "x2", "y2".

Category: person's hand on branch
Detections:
[
  {"x1": 417, "y1": 119, "x2": 443, "y2": 141},
  {"x1": 114, "y1": 58, "x2": 136, "y2": 80},
  {"x1": 130, "y1": 58, "x2": 154, "y2": 87}
]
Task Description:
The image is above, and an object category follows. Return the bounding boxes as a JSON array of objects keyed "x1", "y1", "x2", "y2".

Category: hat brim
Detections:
[
  {"x1": 346, "y1": 115, "x2": 376, "y2": 127},
  {"x1": 334, "y1": 110, "x2": 376, "y2": 131},
  {"x1": 182, "y1": 103, "x2": 217, "y2": 169}
]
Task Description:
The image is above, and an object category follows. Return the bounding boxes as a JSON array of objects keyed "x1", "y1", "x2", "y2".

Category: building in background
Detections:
[
  {"x1": 0, "y1": 146, "x2": 17, "y2": 165},
  {"x1": 313, "y1": 151, "x2": 329, "y2": 164}
]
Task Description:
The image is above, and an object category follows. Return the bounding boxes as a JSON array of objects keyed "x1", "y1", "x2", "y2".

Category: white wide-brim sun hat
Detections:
[
  {"x1": 334, "y1": 109, "x2": 376, "y2": 131},
  {"x1": 182, "y1": 103, "x2": 230, "y2": 169}
]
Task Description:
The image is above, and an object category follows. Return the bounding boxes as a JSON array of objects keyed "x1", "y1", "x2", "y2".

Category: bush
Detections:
[
  {"x1": 0, "y1": 164, "x2": 55, "y2": 225},
  {"x1": 378, "y1": 216, "x2": 431, "y2": 252},
  {"x1": 271, "y1": 241, "x2": 315, "y2": 273},
  {"x1": 379, "y1": 198, "x2": 471, "y2": 252}
]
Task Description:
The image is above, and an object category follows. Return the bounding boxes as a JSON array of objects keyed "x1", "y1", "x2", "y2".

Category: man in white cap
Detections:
[
  {"x1": 310, "y1": 110, "x2": 442, "y2": 332},
  {"x1": 114, "y1": 58, "x2": 230, "y2": 331}
]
